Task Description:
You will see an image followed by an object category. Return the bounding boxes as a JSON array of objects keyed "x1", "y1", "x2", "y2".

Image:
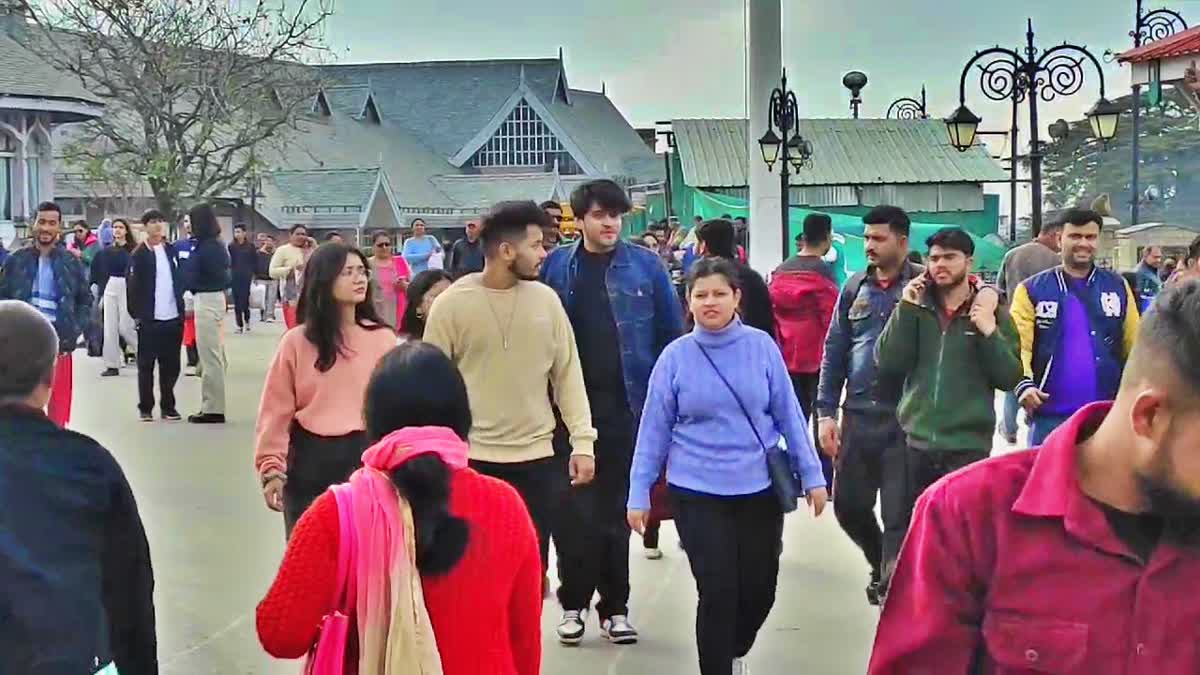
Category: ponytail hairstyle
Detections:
[{"x1": 363, "y1": 342, "x2": 472, "y2": 575}]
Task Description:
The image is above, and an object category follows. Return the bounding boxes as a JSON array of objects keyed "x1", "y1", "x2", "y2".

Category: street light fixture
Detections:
[
  {"x1": 759, "y1": 68, "x2": 814, "y2": 262},
  {"x1": 948, "y1": 18, "x2": 1116, "y2": 236},
  {"x1": 843, "y1": 71, "x2": 869, "y2": 119},
  {"x1": 944, "y1": 105, "x2": 982, "y2": 151}
]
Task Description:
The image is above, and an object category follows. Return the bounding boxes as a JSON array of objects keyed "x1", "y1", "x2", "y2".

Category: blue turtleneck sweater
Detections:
[{"x1": 628, "y1": 318, "x2": 826, "y2": 510}]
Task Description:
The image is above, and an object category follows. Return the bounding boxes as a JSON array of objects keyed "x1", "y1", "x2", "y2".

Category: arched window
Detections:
[
  {"x1": 26, "y1": 134, "x2": 46, "y2": 215},
  {"x1": 0, "y1": 132, "x2": 14, "y2": 221}
]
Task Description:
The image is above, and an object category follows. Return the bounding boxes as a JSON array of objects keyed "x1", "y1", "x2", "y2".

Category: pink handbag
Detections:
[{"x1": 304, "y1": 484, "x2": 357, "y2": 675}]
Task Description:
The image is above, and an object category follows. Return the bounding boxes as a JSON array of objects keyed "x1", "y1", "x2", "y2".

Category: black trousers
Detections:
[
  {"x1": 555, "y1": 412, "x2": 634, "y2": 619},
  {"x1": 833, "y1": 409, "x2": 908, "y2": 578},
  {"x1": 186, "y1": 344, "x2": 199, "y2": 368},
  {"x1": 898, "y1": 446, "x2": 990, "y2": 547},
  {"x1": 232, "y1": 275, "x2": 252, "y2": 328},
  {"x1": 283, "y1": 424, "x2": 369, "y2": 538},
  {"x1": 471, "y1": 456, "x2": 566, "y2": 572},
  {"x1": 136, "y1": 319, "x2": 183, "y2": 415},
  {"x1": 673, "y1": 488, "x2": 784, "y2": 675}
]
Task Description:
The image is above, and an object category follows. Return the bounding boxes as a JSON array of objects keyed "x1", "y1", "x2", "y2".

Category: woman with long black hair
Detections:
[
  {"x1": 90, "y1": 218, "x2": 138, "y2": 376},
  {"x1": 184, "y1": 203, "x2": 231, "y2": 424},
  {"x1": 254, "y1": 242, "x2": 395, "y2": 535},
  {"x1": 400, "y1": 269, "x2": 453, "y2": 340},
  {"x1": 257, "y1": 342, "x2": 542, "y2": 674}
]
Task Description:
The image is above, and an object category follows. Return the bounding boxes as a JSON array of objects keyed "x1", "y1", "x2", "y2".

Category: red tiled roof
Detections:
[{"x1": 1119, "y1": 25, "x2": 1200, "y2": 63}]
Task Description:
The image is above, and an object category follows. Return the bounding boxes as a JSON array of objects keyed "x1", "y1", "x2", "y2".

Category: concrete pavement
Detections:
[{"x1": 64, "y1": 317, "x2": 990, "y2": 674}]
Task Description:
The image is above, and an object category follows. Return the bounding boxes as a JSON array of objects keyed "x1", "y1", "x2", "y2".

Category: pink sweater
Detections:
[{"x1": 254, "y1": 324, "x2": 397, "y2": 478}]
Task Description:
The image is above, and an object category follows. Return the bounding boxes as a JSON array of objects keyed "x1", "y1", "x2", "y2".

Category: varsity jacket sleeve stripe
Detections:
[
  {"x1": 1010, "y1": 283, "x2": 1038, "y2": 395},
  {"x1": 1120, "y1": 279, "x2": 1141, "y2": 361}
]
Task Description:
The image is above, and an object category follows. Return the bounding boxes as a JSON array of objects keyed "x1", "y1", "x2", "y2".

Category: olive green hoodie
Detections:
[{"x1": 874, "y1": 283, "x2": 1022, "y2": 452}]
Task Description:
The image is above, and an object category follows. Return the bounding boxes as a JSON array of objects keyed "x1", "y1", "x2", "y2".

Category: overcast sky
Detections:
[{"x1": 324, "y1": 0, "x2": 1191, "y2": 138}]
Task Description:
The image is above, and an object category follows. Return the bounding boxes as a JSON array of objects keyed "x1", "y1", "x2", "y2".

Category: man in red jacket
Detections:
[
  {"x1": 770, "y1": 214, "x2": 839, "y2": 488},
  {"x1": 869, "y1": 281, "x2": 1200, "y2": 674}
]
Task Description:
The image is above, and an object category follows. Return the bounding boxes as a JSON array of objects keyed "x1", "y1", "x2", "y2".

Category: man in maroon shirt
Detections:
[{"x1": 870, "y1": 280, "x2": 1200, "y2": 675}]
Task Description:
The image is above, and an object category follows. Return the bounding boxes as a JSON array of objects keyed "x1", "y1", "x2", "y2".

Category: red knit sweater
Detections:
[{"x1": 257, "y1": 468, "x2": 542, "y2": 675}]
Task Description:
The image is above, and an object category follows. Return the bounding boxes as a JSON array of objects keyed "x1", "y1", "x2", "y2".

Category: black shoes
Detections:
[
  {"x1": 139, "y1": 411, "x2": 154, "y2": 422},
  {"x1": 101, "y1": 368, "x2": 120, "y2": 377},
  {"x1": 187, "y1": 413, "x2": 226, "y2": 424},
  {"x1": 866, "y1": 569, "x2": 883, "y2": 607},
  {"x1": 162, "y1": 410, "x2": 182, "y2": 421}
]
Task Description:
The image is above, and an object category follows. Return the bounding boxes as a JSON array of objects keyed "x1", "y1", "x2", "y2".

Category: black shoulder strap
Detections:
[{"x1": 693, "y1": 341, "x2": 769, "y2": 454}]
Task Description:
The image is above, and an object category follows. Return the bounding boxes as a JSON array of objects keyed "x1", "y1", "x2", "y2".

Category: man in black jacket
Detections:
[
  {"x1": 0, "y1": 300, "x2": 157, "y2": 674},
  {"x1": 447, "y1": 219, "x2": 484, "y2": 279},
  {"x1": 694, "y1": 218, "x2": 777, "y2": 340},
  {"x1": 126, "y1": 211, "x2": 185, "y2": 422}
]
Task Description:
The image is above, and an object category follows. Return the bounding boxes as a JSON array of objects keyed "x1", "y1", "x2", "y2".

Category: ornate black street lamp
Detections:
[
  {"x1": 947, "y1": 19, "x2": 1120, "y2": 237},
  {"x1": 758, "y1": 69, "x2": 814, "y2": 262},
  {"x1": 887, "y1": 86, "x2": 929, "y2": 119},
  {"x1": 1129, "y1": 1, "x2": 1187, "y2": 226}
]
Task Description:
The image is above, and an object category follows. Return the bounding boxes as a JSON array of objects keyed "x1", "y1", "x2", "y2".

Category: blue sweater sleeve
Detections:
[
  {"x1": 403, "y1": 237, "x2": 435, "y2": 267},
  {"x1": 629, "y1": 346, "x2": 678, "y2": 511},
  {"x1": 765, "y1": 336, "x2": 826, "y2": 492}
]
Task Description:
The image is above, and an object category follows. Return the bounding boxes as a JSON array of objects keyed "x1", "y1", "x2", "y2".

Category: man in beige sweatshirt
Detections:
[{"x1": 424, "y1": 200, "x2": 596, "y2": 574}]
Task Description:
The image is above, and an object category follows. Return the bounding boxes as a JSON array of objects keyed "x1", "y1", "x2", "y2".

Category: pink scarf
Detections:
[{"x1": 346, "y1": 426, "x2": 469, "y2": 674}]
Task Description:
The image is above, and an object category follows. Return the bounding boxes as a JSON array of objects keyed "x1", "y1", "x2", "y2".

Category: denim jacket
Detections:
[
  {"x1": 0, "y1": 245, "x2": 93, "y2": 353},
  {"x1": 541, "y1": 240, "x2": 683, "y2": 417},
  {"x1": 815, "y1": 261, "x2": 922, "y2": 418}
]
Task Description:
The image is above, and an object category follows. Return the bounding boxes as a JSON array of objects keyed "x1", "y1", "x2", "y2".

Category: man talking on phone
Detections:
[{"x1": 874, "y1": 227, "x2": 1022, "y2": 596}]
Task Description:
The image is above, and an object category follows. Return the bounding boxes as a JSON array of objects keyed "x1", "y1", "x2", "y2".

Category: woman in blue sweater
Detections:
[{"x1": 628, "y1": 257, "x2": 827, "y2": 675}]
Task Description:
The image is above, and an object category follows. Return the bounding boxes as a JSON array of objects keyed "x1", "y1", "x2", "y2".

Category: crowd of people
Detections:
[{"x1": 2, "y1": 182, "x2": 1200, "y2": 675}]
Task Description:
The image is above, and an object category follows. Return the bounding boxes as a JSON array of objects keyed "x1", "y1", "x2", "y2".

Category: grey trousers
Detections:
[{"x1": 193, "y1": 291, "x2": 227, "y2": 415}]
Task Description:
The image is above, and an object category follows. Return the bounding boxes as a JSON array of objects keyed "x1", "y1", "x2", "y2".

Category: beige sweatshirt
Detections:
[{"x1": 423, "y1": 273, "x2": 596, "y2": 463}]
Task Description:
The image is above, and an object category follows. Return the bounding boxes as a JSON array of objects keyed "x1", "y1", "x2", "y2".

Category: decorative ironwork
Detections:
[
  {"x1": 886, "y1": 86, "x2": 929, "y2": 119},
  {"x1": 1033, "y1": 51, "x2": 1087, "y2": 102},
  {"x1": 1134, "y1": 7, "x2": 1188, "y2": 44}
]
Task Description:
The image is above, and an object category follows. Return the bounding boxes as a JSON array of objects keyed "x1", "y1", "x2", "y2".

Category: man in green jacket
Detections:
[{"x1": 875, "y1": 227, "x2": 1022, "y2": 588}]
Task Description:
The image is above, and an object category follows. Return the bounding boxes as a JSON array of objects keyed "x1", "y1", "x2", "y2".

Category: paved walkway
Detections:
[{"x1": 64, "y1": 318, "x2": 988, "y2": 674}]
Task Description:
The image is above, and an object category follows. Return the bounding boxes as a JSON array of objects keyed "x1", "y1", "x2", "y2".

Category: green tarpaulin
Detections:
[{"x1": 691, "y1": 190, "x2": 1008, "y2": 285}]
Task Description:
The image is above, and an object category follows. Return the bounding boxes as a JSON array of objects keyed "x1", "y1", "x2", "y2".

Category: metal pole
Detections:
[
  {"x1": 663, "y1": 145, "x2": 674, "y2": 219},
  {"x1": 1131, "y1": 0, "x2": 1144, "y2": 226},
  {"x1": 1010, "y1": 91, "x2": 1020, "y2": 241},
  {"x1": 780, "y1": 113, "x2": 791, "y2": 261},
  {"x1": 1025, "y1": 19, "x2": 1044, "y2": 237}
]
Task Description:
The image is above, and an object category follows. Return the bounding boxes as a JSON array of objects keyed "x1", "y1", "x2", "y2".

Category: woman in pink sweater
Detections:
[{"x1": 255, "y1": 243, "x2": 396, "y2": 535}]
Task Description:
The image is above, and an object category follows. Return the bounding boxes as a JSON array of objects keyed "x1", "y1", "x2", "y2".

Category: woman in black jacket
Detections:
[
  {"x1": 185, "y1": 204, "x2": 231, "y2": 424},
  {"x1": 90, "y1": 218, "x2": 139, "y2": 375},
  {"x1": 228, "y1": 224, "x2": 257, "y2": 333}
]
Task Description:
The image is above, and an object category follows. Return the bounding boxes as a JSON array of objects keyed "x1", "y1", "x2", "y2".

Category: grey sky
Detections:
[{"x1": 326, "y1": 0, "x2": 1190, "y2": 138}]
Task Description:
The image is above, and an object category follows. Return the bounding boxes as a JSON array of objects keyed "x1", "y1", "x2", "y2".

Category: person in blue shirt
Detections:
[
  {"x1": 541, "y1": 179, "x2": 683, "y2": 647},
  {"x1": 1134, "y1": 245, "x2": 1163, "y2": 314},
  {"x1": 627, "y1": 257, "x2": 827, "y2": 675},
  {"x1": 402, "y1": 218, "x2": 442, "y2": 274}
]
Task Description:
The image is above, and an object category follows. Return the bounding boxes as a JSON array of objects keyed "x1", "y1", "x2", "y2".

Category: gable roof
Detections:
[
  {"x1": 323, "y1": 84, "x2": 372, "y2": 118},
  {"x1": 546, "y1": 89, "x2": 662, "y2": 181},
  {"x1": 267, "y1": 168, "x2": 380, "y2": 208},
  {"x1": 1119, "y1": 25, "x2": 1200, "y2": 63},
  {"x1": 671, "y1": 118, "x2": 1008, "y2": 188},
  {"x1": 319, "y1": 59, "x2": 563, "y2": 158},
  {"x1": 0, "y1": 32, "x2": 103, "y2": 121}
]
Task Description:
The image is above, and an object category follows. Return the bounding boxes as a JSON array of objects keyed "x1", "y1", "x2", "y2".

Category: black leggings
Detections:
[
  {"x1": 283, "y1": 425, "x2": 369, "y2": 538},
  {"x1": 673, "y1": 488, "x2": 784, "y2": 675},
  {"x1": 232, "y1": 276, "x2": 252, "y2": 328}
]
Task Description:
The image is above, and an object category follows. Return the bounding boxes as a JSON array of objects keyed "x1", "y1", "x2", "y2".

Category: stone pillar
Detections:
[{"x1": 747, "y1": 0, "x2": 783, "y2": 274}]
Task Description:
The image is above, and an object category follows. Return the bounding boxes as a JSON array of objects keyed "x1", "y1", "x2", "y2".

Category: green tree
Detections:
[{"x1": 1043, "y1": 87, "x2": 1200, "y2": 224}]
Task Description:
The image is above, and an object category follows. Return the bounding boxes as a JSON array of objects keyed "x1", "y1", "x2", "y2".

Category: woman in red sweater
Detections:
[
  {"x1": 257, "y1": 341, "x2": 542, "y2": 674},
  {"x1": 255, "y1": 242, "x2": 396, "y2": 536}
]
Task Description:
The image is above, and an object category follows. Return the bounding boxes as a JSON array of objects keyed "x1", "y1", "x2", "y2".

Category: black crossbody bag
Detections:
[{"x1": 694, "y1": 342, "x2": 802, "y2": 514}]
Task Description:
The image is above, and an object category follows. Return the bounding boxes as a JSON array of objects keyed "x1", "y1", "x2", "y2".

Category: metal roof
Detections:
[
  {"x1": 671, "y1": 118, "x2": 1008, "y2": 188},
  {"x1": 431, "y1": 173, "x2": 561, "y2": 209},
  {"x1": 1118, "y1": 25, "x2": 1200, "y2": 63},
  {"x1": 266, "y1": 168, "x2": 379, "y2": 209},
  {"x1": 0, "y1": 32, "x2": 103, "y2": 121}
]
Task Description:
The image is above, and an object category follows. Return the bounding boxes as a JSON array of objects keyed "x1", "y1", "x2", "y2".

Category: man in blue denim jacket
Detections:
[
  {"x1": 815, "y1": 205, "x2": 920, "y2": 606},
  {"x1": 541, "y1": 179, "x2": 683, "y2": 647}
]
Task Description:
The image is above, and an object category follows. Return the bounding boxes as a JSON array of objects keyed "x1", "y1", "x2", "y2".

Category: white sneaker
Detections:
[
  {"x1": 557, "y1": 609, "x2": 587, "y2": 646},
  {"x1": 732, "y1": 656, "x2": 750, "y2": 675},
  {"x1": 601, "y1": 615, "x2": 639, "y2": 644},
  {"x1": 644, "y1": 547, "x2": 663, "y2": 560}
]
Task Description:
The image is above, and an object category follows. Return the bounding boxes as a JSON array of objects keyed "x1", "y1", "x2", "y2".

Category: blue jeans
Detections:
[
  {"x1": 1030, "y1": 414, "x2": 1070, "y2": 446},
  {"x1": 1000, "y1": 391, "x2": 1021, "y2": 440}
]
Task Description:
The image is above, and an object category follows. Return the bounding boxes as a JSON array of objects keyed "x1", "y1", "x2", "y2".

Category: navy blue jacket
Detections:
[
  {"x1": 0, "y1": 406, "x2": 157, "y2": 674},
  {"x1": 816, "y1": 261, "x2": 923, "y2": 418},
  {"x1": 0, "y1": 245, "x2": 92, "y2": 353},
  {"x1": 126, "y1": 242, "x2": 186, "y2": 324},
  {"x1": 541, "y1": 240, "x2": 684, "y2": 417}
]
